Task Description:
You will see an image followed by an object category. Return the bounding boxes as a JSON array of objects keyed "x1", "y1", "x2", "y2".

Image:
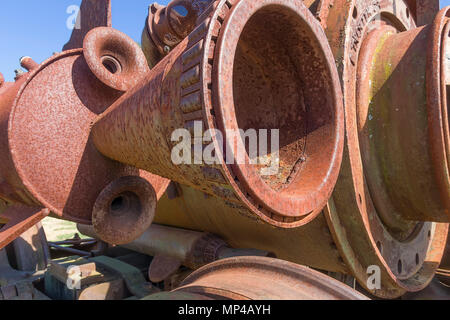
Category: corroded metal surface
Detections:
[
  {"x1": 318, "y1": 0, "x2": 448, "y2": 298},
  {"x1": 172, "y1": 256, "x2": 368, "y2": 300},
  {"x1": 0, "y1": 30, "x2": 169, "y2": 248},
  {"x1": 154, "y1": 185, "x2": 350, "y2": 274},
  {"x1": 0, "y1": 206, "x2": 49, "y2": 250},
  {"x1": 92, "y1": 0, "x2": 344, "y2": 228},
  {"x1": 142, "y1": 0, "x2": 217, "y2": 67},
  {"x1": 63, "y1": 0, "x2": 112, "y2": 51},
  {"x1": 78, "y1": 223, "x2": 274, "y2": 271},
  {"x1": 0, "y1": 0, "x2": 448, "y2": 300}
]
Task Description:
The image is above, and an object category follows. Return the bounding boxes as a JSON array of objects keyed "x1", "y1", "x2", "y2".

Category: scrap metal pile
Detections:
[{"x1": 0, "y1": 0, "x2": 449, "y2": 300}]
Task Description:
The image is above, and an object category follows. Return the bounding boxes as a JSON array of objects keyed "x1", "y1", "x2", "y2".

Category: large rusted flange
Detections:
[
  {"x1": 318, "y1": 0, "x2": 449, "y2": 298},
  {"x1": 145, "y1": 256, "x2": 368, "y2": 300},
  {"x1": 93, "y1": 0, "x2": 344, "y2": 228}
]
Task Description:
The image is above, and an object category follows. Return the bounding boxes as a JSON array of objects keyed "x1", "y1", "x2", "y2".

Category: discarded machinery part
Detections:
[
  {"x1": 413, "y1": 0, "x2": 440, "y2": 26},
  {"x1": 148, "y1": 255, "x2": 182, "y2": 283},
  {"x1": 90, "y1": 255, "x2": 160, "y2": 299},
  {"x1": 153, "y1": 183, "x2": 350, "y2": 277},
  {"x1": 169, "y1": 256, "x2": 369, "y2": 300},
  {"x1": 315, "y1": 0, "x2": 449, "y2": 298},
  {"x1": 78, "y1": 223, "x2": 274, "y2": 270},
  {"x1": 0, "y1": 49, "x2": 169, "y2": 233},
  {"x1": 11, "y1": 222, "x2": 49, "y2": 272},
  {"x1": 142, "y1": 0, "x2": 216, "y2": 67},
  {"x1": 83, "y1": 27, "x2": 150, "y2": 91},
  {"x1": 0, "y1": 206, "x2": 50, "y2": 250},
  {"x1": 19, "y1": 57, "x2": 39, "y2": 72},
  {"x1": 92, "y1": 0, "x2": 345, "y2": 228},
  {"x1": 63, "y1": 0, "x2": 112, "y2": 51},
  {"x1": 356, "y1": 8, "x2": 450, "y2": 223},
  {"x1": 92, "y1": 176, "x2": 158, "y2": 245}
]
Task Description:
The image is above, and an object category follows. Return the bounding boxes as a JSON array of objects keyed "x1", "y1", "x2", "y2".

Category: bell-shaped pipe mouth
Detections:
[
  {"x1": 210, "y1": 0, "x2": 344, "y2": 223},
  {"x1": 83, "y1": 27, "x2": 149, "y2": 91},
  {"x1": 92, "y1": 176, "x2": 157, "y2": 245}
]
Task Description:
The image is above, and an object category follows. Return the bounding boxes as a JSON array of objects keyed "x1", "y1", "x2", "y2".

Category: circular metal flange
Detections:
[
  {"x1": 83, "y1": 27, "x2": 150, "y2": 92},
  {"x1": 92, "y1": 176, "x2": 157, "y2": 245},
  {"x1": 202, "y1": 0, "x2": 344, "y2": 227},
  {"x1": 320, "y1": 0, "x2": 449, "y2": 298},
  {"x1": 174, "y1": 256, "x2": 368, "y2": 300}
]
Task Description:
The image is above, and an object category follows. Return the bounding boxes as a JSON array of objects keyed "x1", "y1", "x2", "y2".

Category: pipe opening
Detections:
[
  {"x1": 101, "y1": 55, "x2": 122, "y2": 75},
  {"x1": 92, "y1": 176, "x2": 156, "y2": 245},
  {"x1": 230, "y1": 5, "x2": 338, "y2": 197},
  {"x1": 107, "y1": 191, "x2": 142, "y2": 229}
]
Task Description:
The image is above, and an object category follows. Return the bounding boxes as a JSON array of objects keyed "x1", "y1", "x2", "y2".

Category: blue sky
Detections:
[
  {"x1": 0, "y1": 0, "x2": 448, "y2": 81},
  {"x1": 0, "y1": 0, "x2": 170, "y2": 81}
]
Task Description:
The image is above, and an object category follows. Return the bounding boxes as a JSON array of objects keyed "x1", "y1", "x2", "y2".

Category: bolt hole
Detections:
[
  {"x1": 397, "y1": 260, "x2": 403, "y2": 274},
  {"x1": 358, "y1": 194, "x2": 362, "y2": 204},
  {"x1": 428, "y1": 229, "x2": 432, "y2": 238},
  {"x1": 376, "y1": 241, "x2": 383, "y2": 253},
  {"x1": 353, "y1": 7, "x2": 358, "y2": 19},
  {"x1": 101, "y1": 55, "x2": 122, "y2": 74},
  {"x1": 406, "y1": 8, "x2": 410, "y2": 19},
  {"x1": 415, "y1": 253, "x2": 420, "y2": 265}
]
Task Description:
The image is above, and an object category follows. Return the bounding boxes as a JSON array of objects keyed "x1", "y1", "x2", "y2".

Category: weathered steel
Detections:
[
  {"x1": 0, "y1": 206, "x2": 49, "y2": 250},
  {"x1": 142, "y1": 0, "x2": 217, "y2": 67},
  {"x1": 154, "y1": 256, "x2": 369, "y2": 300},
  {"x1": 316, "y1": 0, "x2": 449, "y2": 298},
  {"x1": 63, "y1": 0, "x2": 112, "y2": 51},
  {"x1": 146, "y1": 0, "x2": 449, "y2": 300},
  {"x1": 92, "y1": 176, "x2": 158, "y2": 245},
  {"x1": 78, "y1": 223, "x2": 274, "y2": 271},
  {"x1": 92, "y1": 0, "x2": 344, "y2": 228},
  {"x1": 0, "y1": 34, "x2": 169, "y2": 248},
  {"x1": 153, "y1": 185, "x2": 350, "y2": 274}
]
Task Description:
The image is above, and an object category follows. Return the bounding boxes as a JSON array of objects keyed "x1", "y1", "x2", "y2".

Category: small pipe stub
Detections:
[
  {"x1": 19, "y1": 56, "x2": 39, "y2": 72},
  {"x1": 92, "y1": 176, "x2": 157, "y2": 245},
  {"x1": 83, "y1": 27, "x2": 150, "y2": 91}
]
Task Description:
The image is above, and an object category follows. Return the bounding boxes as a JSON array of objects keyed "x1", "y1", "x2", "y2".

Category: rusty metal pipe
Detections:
[
  {"x1": 77, "y1": 223, "x2": 272, "y2": 270},
  {"x1": 19, "y1": 57, "x2": 39, "y2": 72},
  {"x1": 92, "y1": 0, "x2": 344, "y2": 228}
]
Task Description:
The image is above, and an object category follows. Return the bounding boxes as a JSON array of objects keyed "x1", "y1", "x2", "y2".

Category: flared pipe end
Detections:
[
  {"x1": 208, "y1": 0, "x2": 344, "y2": 225},
  {"x1": 92, "y1": 176, "x2": 157, "y2": 245}
]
